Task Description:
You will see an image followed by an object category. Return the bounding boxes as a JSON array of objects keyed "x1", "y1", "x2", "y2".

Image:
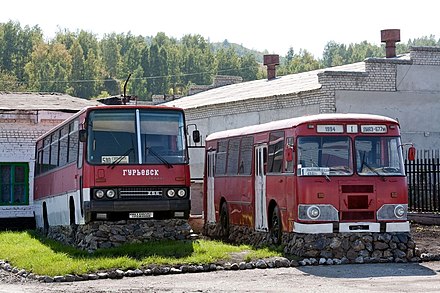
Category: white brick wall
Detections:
[{"x1": 0, "y1": 111, "x2": 73, "y2": 161}]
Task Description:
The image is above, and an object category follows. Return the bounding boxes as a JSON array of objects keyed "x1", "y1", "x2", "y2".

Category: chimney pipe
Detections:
[
  {"x1": 263, "y1": 54, "x2": 280, "y2": 80},
  {"x1": 381, "y1": 29, "x2": 400, "y2": 58}
]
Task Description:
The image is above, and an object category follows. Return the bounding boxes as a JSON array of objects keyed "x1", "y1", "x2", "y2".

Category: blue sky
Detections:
[{"x1": 1, "y1": 0, "x2": 439, "y2": 58}]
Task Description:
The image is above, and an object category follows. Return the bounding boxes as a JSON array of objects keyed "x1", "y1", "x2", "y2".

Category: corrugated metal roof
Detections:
[
  {"x1": 163, "y1": 62, "x2": 366, "y2": 109},
  {"x1": 0, "y1": 92, "x2": 101, "y2": 111}
]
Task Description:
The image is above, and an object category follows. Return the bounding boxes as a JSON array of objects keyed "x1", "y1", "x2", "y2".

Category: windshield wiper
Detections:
[
  {"x1": 108, "y1": 148, "x2": 134, "y2": 169},
  {"x1": 359, "y1": 152, "x2": 385, "y2": 181},
  {"x1": 146, "y1": 146, "x2": 173, "y2": 169},
  {"x1": 310, "y1": 158, "x2": 331, "y2": 182}
]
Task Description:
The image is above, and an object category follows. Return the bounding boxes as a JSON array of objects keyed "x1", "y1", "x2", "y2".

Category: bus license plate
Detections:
[{"x1": 129, "y1": 212, "x2": 154, "y2": 219}]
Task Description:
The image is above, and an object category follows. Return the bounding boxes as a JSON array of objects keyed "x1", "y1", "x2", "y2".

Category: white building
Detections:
[
  {"x1": 163, "y1": 45, "x2": 440, "y2": 215},
  {"x1": 165, "y1": 46, "x2": 440, "y2": 155},
  {"x1": 0, "y1": 92, "x2": 100, "y2": 227}
]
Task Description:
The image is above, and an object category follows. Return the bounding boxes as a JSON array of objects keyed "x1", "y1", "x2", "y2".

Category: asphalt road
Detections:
[{"x1": 2, "y1": 261, "x2": 440, "y2": 293}]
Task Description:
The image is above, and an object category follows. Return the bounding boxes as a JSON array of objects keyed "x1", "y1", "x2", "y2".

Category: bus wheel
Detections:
[
  {"x1": 269, "y1": 205, "x2": 282, "y2": 245},
  {"x1": 219, "y1": 202, "x2": 230, "y2": 239}
]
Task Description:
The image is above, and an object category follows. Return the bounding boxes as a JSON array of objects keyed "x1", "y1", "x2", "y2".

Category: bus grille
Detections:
[{"x1": 119, "y1": 187, "x2": 163, "y2": 198}]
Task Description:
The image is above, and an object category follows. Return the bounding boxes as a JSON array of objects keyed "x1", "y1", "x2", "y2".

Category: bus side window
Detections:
[{"x1": 268, "y1": 131, "x2": 284, "y2": 173}]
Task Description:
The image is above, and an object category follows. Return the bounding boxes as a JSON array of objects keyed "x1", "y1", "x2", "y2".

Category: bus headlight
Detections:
[
  {"x1": 307, "y1": 205, "x2": 321, "y2": 220},
  {"x1": 95, "y1": 190, "x2": 105, "y2": 199},
  {"x1": 177, "y1": 189, "x2": 186, "y2": 198},
  {"x1": 167, "y1": 189, "x2": 175, "y2": 198},
  {"x1": 394, "y1": 205, "x2": 405, "y2": 218},
  {"x1": 106, "y1": 189, "x2": 116, "y2": 198}
]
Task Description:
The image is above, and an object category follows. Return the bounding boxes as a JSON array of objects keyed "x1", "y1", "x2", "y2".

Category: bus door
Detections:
[
  {"x1": 254, "y1": 144, "x2": 268, "y2": 231},
  {"x1": 206, "y1": 150, "x2": 216, "y2": 223}
]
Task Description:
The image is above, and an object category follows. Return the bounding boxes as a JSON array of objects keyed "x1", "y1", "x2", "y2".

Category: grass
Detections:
[{"x1": 0, "y1": 230, "x2": 281, "y2": 276}]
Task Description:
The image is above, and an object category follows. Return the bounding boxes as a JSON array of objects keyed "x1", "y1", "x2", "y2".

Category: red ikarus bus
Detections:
[
  {"x1": 204, "y1": 113, "x2": 414, "y2": 244},
  {"x1": 34, "y1": 105, "x2": 198, "y2": 232}
]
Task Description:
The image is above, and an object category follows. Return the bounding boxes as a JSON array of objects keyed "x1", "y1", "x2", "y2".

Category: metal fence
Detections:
[{"x1": 405, "y1": 150, "x2": 440, "y2": 213}]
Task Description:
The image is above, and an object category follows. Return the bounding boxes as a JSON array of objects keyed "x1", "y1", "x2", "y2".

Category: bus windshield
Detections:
[
  {"x1": 87, "y1": 109, "x2": 188, "y2": 165},
  {"x1": 139, "y1": 110, "x2": 187, "y2": 164},
  {"x1": 355, "y1": 136, "x2": 404, "y2": 176},
  {"x1": 297, "y1": 136, "x2": 353, "y2": 176}
]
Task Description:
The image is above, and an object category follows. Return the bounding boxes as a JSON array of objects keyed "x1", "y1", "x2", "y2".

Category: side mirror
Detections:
[
  {"x1": 193, "y1": 130, "x2": 201, "y2": 143},
  {"x1": 79, "y1": 129, "x2": 87, "y2": 142},
  {"x1": 408, "y1": 146, "x2": 416, "y2": 161}
]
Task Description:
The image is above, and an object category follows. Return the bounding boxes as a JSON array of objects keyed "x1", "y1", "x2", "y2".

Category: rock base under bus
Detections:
[
  {"x1": 41, "y1": 219, "x2": 193, "y2": 252},
  {"x1": 205, "y1": 223, "x2": 420, "y2": 263}
]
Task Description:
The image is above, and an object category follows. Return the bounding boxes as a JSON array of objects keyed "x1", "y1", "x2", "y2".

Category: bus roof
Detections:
[
  {"x1": 206, "y1": 113, "x2": 398, "y2": 141},
  {"x1": 35, "y1": 104, "x2": 185, "y2": 142}
]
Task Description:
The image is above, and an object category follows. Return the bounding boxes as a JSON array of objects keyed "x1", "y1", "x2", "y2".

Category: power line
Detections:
[{"x1": 0, "y1": 66, "x2": 257, "y2": 85}]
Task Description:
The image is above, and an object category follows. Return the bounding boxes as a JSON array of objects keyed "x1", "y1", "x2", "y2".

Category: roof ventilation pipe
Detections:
[
  {"x1": 263, "y1": 54, "x2": 280, "y2": 80},
  {"x1": 381, "y1": 29, "x2": 400, "y2": 58}
]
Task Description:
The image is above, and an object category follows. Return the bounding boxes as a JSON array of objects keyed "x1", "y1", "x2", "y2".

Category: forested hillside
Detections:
[{"x1": 1, "y1": 21, "x2": 439, "y2": 100}]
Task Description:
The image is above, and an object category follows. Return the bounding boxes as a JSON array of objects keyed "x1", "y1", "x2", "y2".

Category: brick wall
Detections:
[
  {"x1": 0, "y1": 111, "x2": 73, "y2": 161},
  {"x1": 188, "y1": 75, "x2": 243, "y2": 96},
  {"x1": 185, "y1": 89, "x2": 324, "y2": 121},
  {"x1": 410, "y1": 46, "x2": 440, "y2": 65}
]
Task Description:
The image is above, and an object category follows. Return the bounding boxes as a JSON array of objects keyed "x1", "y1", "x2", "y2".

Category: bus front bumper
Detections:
[
  {"x1": 83, "y1": 200, "x2": 190, "y2": 221},
  {"x1": 85, "y1": 199, "x2": 190, "y2": 212},
  {"x1": 293, "y1": 221, "x2": 410, "y2": 234}
]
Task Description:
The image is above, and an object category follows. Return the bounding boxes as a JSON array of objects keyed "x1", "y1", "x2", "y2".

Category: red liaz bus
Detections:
[
  {"x1": 34, "y1": 105, "x2": 198, "y2": 231},
  {"x1": 204, "y1": 113, "x2": 414, "y2": 244}
]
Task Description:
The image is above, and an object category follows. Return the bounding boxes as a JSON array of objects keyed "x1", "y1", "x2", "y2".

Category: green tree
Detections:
[
  {"x1": 180, "y1": 34, "x2": 215, "y2": 86},
  {"x1": 145, "y1": 43, "x2": 169, "y2": 95},
  {"x1": 216, "y1": 47, "x2": 241, "y2": 76},
  {"x1": 68, "y1": 40, "x2": 87, "y2": 98},
  {"x1": 279, "y1": 49, "x2": 321, "y2": 75},
  {"x1": 239, "y1": 53, "x2": 260, "y2": 81},
  {"x1": 101, "y1": 33, "x2": 122, "y2": 78},
  {"x1": 286, "y1": 47, "x2": 295, "y2": 63},
  {"x1": 25, "y1": 42, "x2": 71, "y2": 92},
  {"x1": 0, "y1": 21, "x2": 19, "y2": 73},
  {"x1": 322, "y1": 41, "x2": 347, "y2": 67},
  {"x1": 0, "y1": 21, "x2": 43, "y2": 85},
  {"x1": 165, "y1": 42, "x2": 183, "y2": 96},
  {"x1": 54, "y1": 29, "x2": 76, "y2": 51},
  {"x1": 101, "y1": 33, "x2": 122, "y2": 95},
  {"x1": 347, "y1": 41, "x2": 383, "y2": 63},
  {"x1": 0, "y1": 70, "x2": 26, "y2": 91}
]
